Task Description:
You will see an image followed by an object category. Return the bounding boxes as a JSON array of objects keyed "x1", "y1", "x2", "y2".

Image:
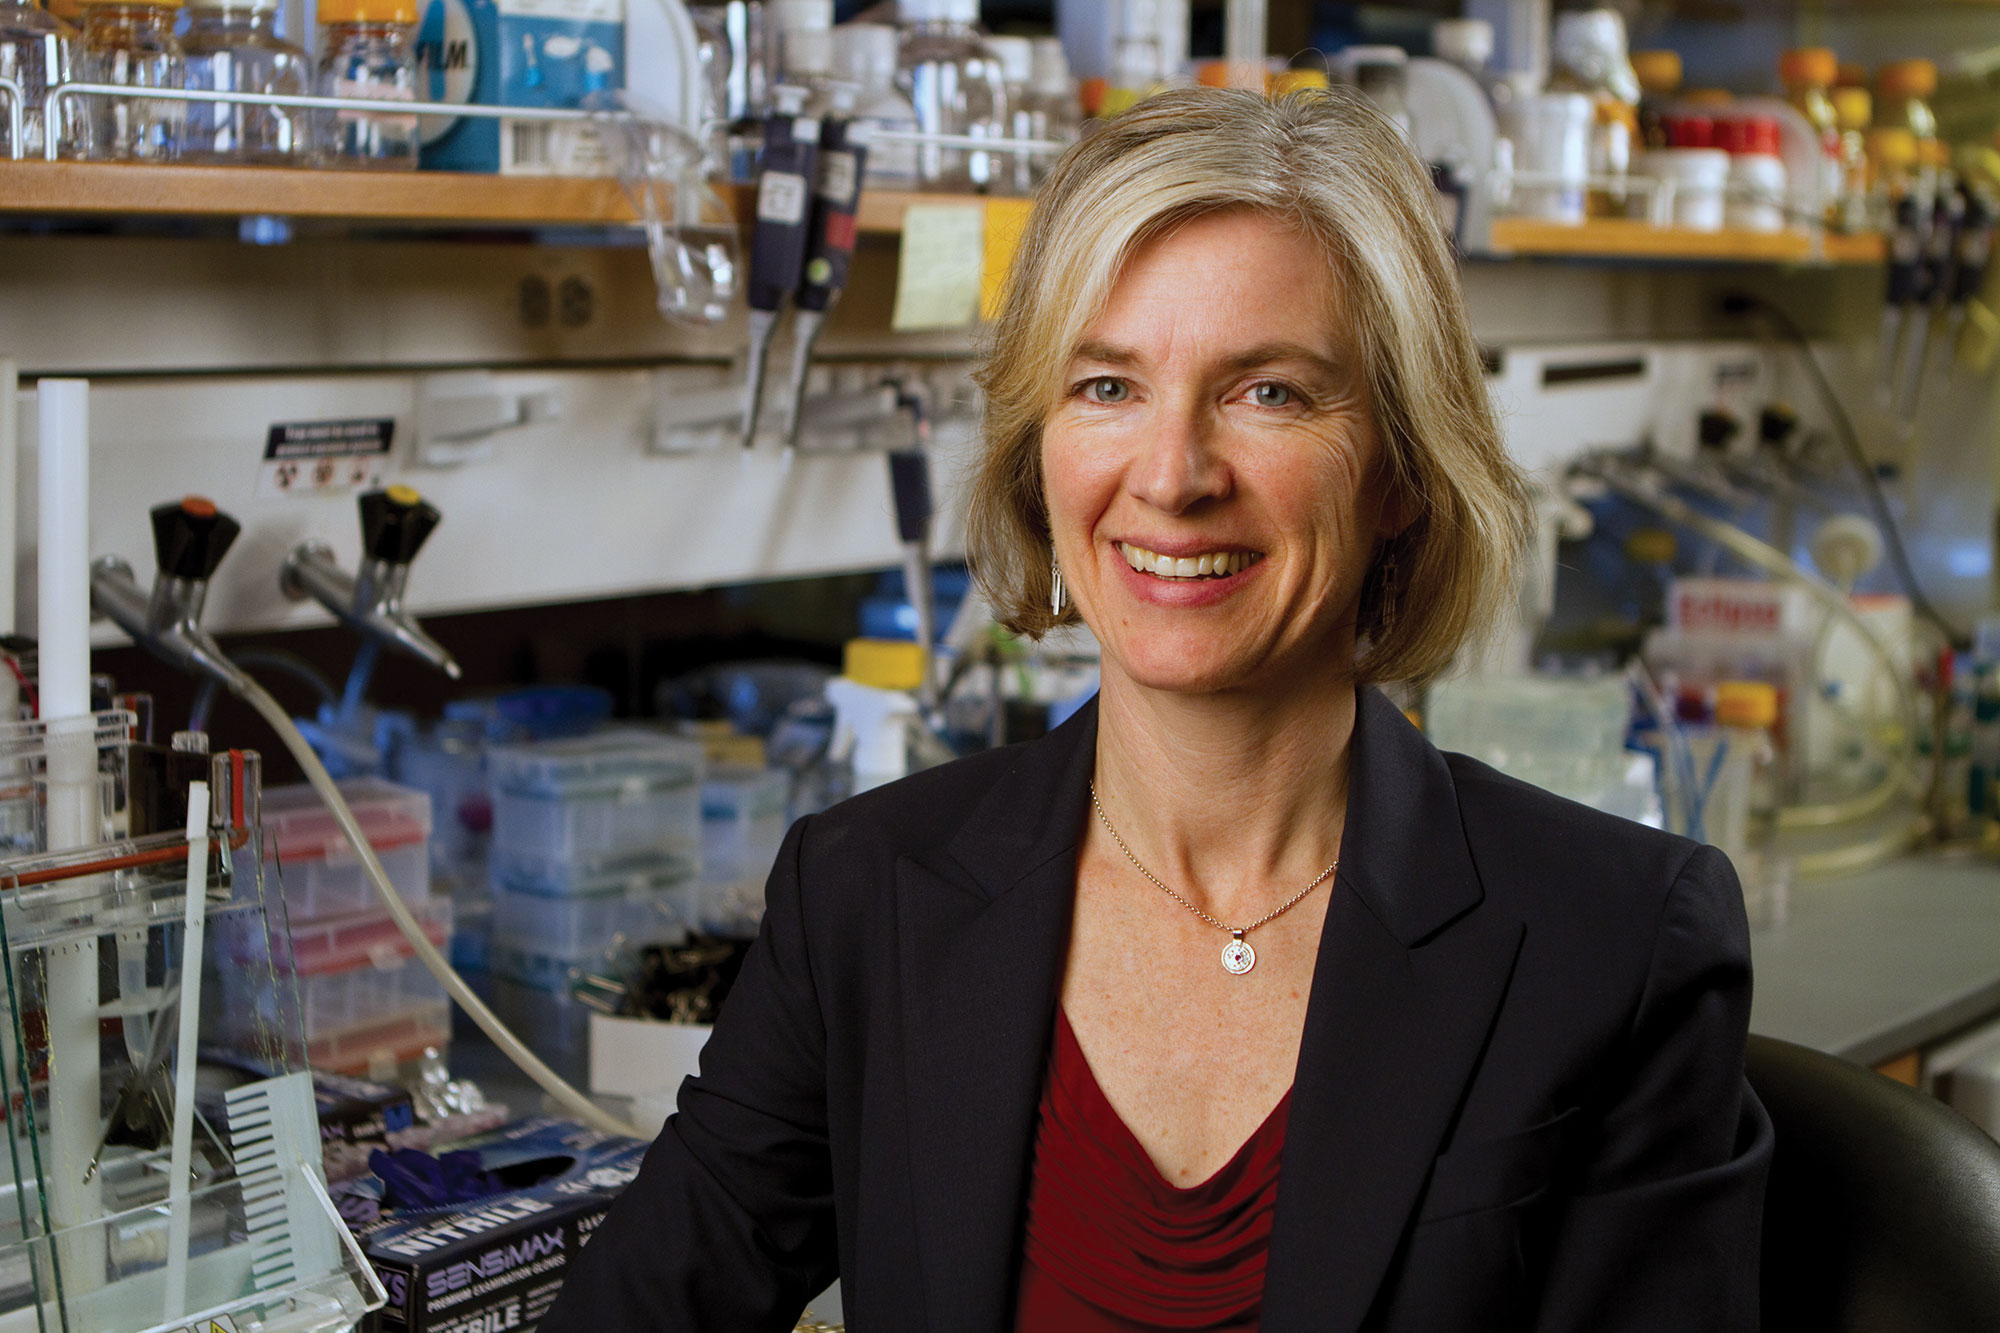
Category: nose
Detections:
[{"x1": 1128, "y1": 401, "x2": 1230, "y2": 515}]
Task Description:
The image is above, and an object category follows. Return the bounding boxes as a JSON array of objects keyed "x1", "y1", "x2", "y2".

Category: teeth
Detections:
[{"x1": 1116, "y1": 543, "x2": 1260, "y2": 580}]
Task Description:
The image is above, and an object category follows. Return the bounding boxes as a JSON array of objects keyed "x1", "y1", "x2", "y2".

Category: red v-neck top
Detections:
[{"x1": 1012, "y1": 1009, "x2": 1292, "y2": 1331}]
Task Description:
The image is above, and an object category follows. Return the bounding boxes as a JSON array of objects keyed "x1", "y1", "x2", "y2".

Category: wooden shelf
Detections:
[
  {"x1": 0, "y1": 160, "x2": 989, "y2": 233},
  {"x1": 1487, "y1": 216, "x2": 1884, "y2": 264}
]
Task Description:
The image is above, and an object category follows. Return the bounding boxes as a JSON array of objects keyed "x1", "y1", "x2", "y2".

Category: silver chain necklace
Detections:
[{"x1": 1088, "y1": 782, "x2": 1338, "y2": 976}]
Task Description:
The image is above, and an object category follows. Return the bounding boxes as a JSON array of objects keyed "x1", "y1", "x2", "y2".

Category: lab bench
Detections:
[{"x1": 1750, "y1": 854, "x2": 2000, "y2": 1075}]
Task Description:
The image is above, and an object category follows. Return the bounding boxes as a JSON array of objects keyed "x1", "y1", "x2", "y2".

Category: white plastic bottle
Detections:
[
  {"x1": 834, "y1": 21, "x2": 919, "y2": 188},
  {"x1": 893, "y1": 0, "x2": 1007, "y2": 191}
]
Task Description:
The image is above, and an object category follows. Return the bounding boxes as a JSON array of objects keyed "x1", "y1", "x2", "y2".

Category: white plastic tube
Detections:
[
  {"x1": 36, "y1": 378, "x2": 108, "y2": 1294},
  {"x1": 1224, "y1": 0, "x2": 1267, "y2": 89},
  {"x1": 163, "y1": 780, "x2": 210, "y2": 1322},
  {"x1": 236, "y1": 681, "x2": 640, "y2": 1140}
]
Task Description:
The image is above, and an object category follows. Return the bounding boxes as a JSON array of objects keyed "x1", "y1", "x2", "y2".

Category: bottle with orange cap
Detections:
[
  {"x1": 73, "y1": 0, "x2": 182, "y2": 160},
  {"x1": 1877, "y1": 58, "x2": 1941, "y2": 203},
  {"x1": 1832, "y1": 85, "x2": 1872, "y2": 231},
  {"x1": 1780, "y1": 47, "x2": 1841, "y2": 224},
  {"x1": 1712, "y1": 680, "x2": 1791, "y2": 926},
  {"x1": 316, "y1": 0, "x2": 419, "y2": 169}
]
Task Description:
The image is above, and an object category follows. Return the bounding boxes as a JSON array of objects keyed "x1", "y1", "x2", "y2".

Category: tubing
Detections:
[{"x1": 236, "y1": 679, "x2": 641, "y2": 1140}]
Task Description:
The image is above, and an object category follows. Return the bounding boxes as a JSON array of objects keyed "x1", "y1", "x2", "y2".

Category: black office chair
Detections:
[{"x1": 1746, "y1": 1034, "x2": 2000, "y2": 1332}]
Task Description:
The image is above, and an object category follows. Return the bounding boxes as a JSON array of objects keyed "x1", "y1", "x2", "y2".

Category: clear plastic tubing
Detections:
[
  {"x1": 893, "y1": 0, "x2": 1006, "y2": 191},
  {"x1": 317, "y1": 0, "x2": 418, "y2": 169},
  {"x1": 182, "y1": 0, "x2": 310, "y2": 163},
  {"x1": 0, "y1": 0, "x2": 73, "y2": 159},
  {"x1": 74, "y1": 0, "x2": 181, "y2": 161}
]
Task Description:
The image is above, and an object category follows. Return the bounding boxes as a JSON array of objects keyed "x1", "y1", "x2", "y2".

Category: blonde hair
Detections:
[{"x1": 964, "y1": 87, "x2": 1532, "y2": 685}]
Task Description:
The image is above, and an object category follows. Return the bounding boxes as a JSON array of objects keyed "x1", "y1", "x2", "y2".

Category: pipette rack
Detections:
[{"x1": 0, "y1": 712, "x2": 381, "y2": 1333}]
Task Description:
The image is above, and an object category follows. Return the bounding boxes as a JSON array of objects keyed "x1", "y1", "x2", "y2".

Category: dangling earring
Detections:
[
  {"x1": 1377, "y1": 550, "x2": 1399, "y2": 634},
  {"x1": 1050, "y1": 558, "x2": 1067, "y2": 616}
]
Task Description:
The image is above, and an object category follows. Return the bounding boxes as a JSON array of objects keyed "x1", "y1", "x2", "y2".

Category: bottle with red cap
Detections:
[
  {"x1": 1780, "y1": 47, "x2": 1841, "y2": 225},
  {"x1": 1721, "y1": 114, "x2": 1788, "y2": 231}
]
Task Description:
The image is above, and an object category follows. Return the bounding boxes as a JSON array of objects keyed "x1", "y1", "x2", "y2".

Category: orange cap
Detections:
[
  {"x1": 1631, "y1": 49, "x2": 1682, "y2": 95},
  {"x1": 1831, "y1": 86, "x2": 1871, "y2": 132},
  {"x1": 1716, "y1": 681, "x2": 1779, "y2": 730},
  {"x1": 77, "y1": 0, "x2": 184, "y2": 7},
  {"x1": 1681, "y1": 88, "x2": 1735, "y2": 108},
  {"x1": 180, "y1": 495, "x2": 217, "y2": 519},
  {"x1": 1779, "y1": 47, "x2": 1837, "y2": 90},
  {"x1": 1196, "y1": 60, "x2": 1231, "y2": 89},
  {"x1": 1079, "y1": 76, "x2": 1108, "y2": 116},
  {"x1": 317, "y1": 0, "x2": 416, "y2": 22},
  {"x1": 1877, "y1": 59, "x2": 1937, "y2": 100}
]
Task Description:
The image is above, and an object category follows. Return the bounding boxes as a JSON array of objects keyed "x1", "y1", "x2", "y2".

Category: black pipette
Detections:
[
  {"x1": 1879, "y1": 190, "x2": 1926, "y2": 409},
  {"x1": 1895, "y1": 175, "x2": 1963, "y2": 423},
  {"x1": 1944, "y1": 185, "x2": 1998, "y2": 379},
  {"x1": 740, "y1": 86, "x2": 820, "y2": 448},
  {"x1": 782, "y1": 88, "x2": 870, "y2": 449}
]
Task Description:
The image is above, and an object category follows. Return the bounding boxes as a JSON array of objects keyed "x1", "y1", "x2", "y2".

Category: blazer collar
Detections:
[{"x1": 902, "y1": 688, "x2": 1522, "y2": 1333}]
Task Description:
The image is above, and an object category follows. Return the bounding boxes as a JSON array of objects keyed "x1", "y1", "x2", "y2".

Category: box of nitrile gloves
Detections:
[
  {"x1": 416, "y1": 0, "x2": 625, "y2": 176},
  {"x1": 349, "y1": 1118, "x2": 648, "y2": 1332}
]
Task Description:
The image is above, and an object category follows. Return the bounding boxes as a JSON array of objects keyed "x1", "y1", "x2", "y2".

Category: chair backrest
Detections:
[{"x1": 1747, "y1": 1034, "x2": 2000, "y2": 1333}]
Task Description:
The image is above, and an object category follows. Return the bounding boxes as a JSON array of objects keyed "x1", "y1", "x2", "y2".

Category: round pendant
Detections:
[{"x1": 1221, "y1": 937, "x2": 1256, "y2": 975}]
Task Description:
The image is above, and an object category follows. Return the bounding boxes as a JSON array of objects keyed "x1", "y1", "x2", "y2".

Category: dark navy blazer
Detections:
[{"x1": 540, "y1": 687, "x2": 1772, "y2": 1331}]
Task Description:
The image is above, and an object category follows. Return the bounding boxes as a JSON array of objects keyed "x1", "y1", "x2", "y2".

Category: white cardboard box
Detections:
[{"x1": 588, "y1": 1011, "x2": 712, "y2": 1101}]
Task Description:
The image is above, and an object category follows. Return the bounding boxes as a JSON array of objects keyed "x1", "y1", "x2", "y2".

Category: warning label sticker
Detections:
[{"x1": 260, "y1": 418, "x2": 395, "y2": 499}]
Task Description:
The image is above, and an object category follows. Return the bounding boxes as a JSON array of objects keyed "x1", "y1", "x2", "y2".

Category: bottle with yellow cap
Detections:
[
  {"x1": 1877, "y1": 58, "x2": 1940, "y2": 202},
  {"x1": 1832, "y1": 85, "x2": 1872, "y2": 231},
  {"x1": 1780, "y1": 47, "x2": 1842, "y2": 223},
  {"x1": 1711, "y1": 680, "x2": 1790, "y2": 927},
  {"x1": 182, "y1": 0, "x2": 309, "y2": 163},
  {"x1": 317, "y1": 0, "x2": 419, "y2": 169},
  {"x1": 74, "y1": 0, "x2": 182, "y2": 160}
]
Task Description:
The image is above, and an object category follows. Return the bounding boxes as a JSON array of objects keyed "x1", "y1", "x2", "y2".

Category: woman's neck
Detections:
[{"x1": 1091, "y1": 668, "x2": 1359, "y2": 921}]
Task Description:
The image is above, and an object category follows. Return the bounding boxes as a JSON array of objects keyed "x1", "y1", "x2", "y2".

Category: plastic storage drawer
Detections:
[
  {"x1": 490, "y1": 976, "x2": 590, "y2": 1085},
  {"x1": 490, "y1": 878, "x2": 690, "y2": 958},
  {"x1": 488, "y1": 730, "x2": 703, "y2": 869},
  {"x1": 261, "y1": 778, "x2": 433, "y2": 920},
  {"x1": 217, "y1": 899, "x2": 453, "y2": 1047}
]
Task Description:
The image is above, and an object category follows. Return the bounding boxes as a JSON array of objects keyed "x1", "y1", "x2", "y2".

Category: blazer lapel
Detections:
[
  {"x1": 897, "y1": 702, "x2": 1098, "y2": 1333},
  {"x1": 1261, "y1": 688, "x2": 1526, "y2": 1333}
]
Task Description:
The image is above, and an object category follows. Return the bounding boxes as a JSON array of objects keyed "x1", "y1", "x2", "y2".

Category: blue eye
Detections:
[
  {"x1": 1086, "y1": 378, "x2": 1129, "y2": 404},
  {"x1": 1250, "y1": 382, "x2": 1293, "y2": 408}
]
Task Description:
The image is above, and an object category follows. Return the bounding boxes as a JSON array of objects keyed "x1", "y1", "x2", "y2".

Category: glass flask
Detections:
[
  {"x1": 318, "y1": 0, "x2": 418, "y2": 169},
  {"x1": 75, "y1": 0, "x2": 182, "y2": 161},
  {"x1": 181, "y1": 0, "x2": 309, "y2": 162}
]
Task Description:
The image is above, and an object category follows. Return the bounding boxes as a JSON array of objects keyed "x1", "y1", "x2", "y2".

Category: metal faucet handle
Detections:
[
  {"x1": 150, "y1": 496, "x2": 240, "y2": 582},
  {"x1": 359, "y1": 485, "x2": 442, "y2": 566}
]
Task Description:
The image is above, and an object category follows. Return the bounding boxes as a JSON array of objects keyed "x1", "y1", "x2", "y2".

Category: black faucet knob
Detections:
[
  {"x1": 150, "y1": 496, "x2": 241, "y2": 581},
  {"x1": 359, "y1": 486, "x2": 441, "y2": 566}
]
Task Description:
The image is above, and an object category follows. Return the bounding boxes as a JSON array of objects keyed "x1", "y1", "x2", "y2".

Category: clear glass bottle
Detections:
[
  {"x1": 0, "y1": 0, "x2": 76, "y2": 159},
  {"x1": 1028, "y1": 35, "x2": 1078, "y2": 157},
  {"x1": 317, "y1": 0, "x2": 418, "y2": 169},
  {"x1": 893, "y1": 0, "x2": 1007, "y2": 192},
  {"x1": 1780, "y1": 47, "x2": 1841, "y2": 226},
  {"x1": 1832, "y1": 87, "x2": 1872, "y2": 232},
  {"x1": 986, "y1": 33, "x2": 1034, "y2": 194},
  {"x1": 181, "y1": 0, "x2": 309, "y2": 163},
  {"x1": 834, "y1": 21, "x2": 918, "y2": 189},
  {"x1": 74, "y1": 0, "x2": 181, "y2": 160}
]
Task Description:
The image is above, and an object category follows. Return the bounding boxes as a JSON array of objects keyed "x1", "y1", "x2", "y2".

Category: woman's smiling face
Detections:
[{"x1": 1042, "y1": 208, "x2": 1403, "y2": 698}]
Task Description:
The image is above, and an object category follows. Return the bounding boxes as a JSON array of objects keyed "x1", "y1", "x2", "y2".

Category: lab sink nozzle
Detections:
[
  {"x1": 89, "y1": 497, "x2": 254, "y2": 696},
  {"x1": 280, "y1": 488, "x2": 461, "y2": 681}
]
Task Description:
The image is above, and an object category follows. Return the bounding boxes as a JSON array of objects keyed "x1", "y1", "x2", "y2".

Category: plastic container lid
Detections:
[
  {"x1": 1716, "y1": 680, "x2": 1779, "y2": 729},
  {"x1": 489, "y1": 728, "x2": 703, "y2": 800},
  {"x1": 896, "y1": 0, "x2": 976, "y2": 24},
  {"x1": 1663, "y1": 115, "x2": 1716, "y2": 150},
  {"x1": 1631, "y1": 50, "x2": 1681, "y2": 95},
  {"x1": 1718, "y1": 115, "x2": 1782, "y2": 157},
  {"x1": 1832, "y1": 87, "x2": 1871, "y2": 132},
  {"x1": 316, "y1": 0, "x2": 415, "y2": 22},
  {"x1": 834, "y1": 22, "x2": 899, "y2": 84},
  {"x1": 1868, "y1": 127, "x2": 1917, "y2": 170},
  {"x1": 1877, "y1": 59, "x2": 1937, "y2": 100},
  {"x1": 986, "y1": 33, "x2": 1033, "y2": 86},
  {"x1": 493, "y1": 847, "x2": 696, "y2": 898},
  {"x1": 1625, "y1": 529, "x2": 1677, "y2": 564},
  {"x1": 1430, "y1": 19, "x2": 1494, "y2": 70},
  {"x1": 1779, "y1": 47, "x2": 1837, "y2": 90},
  {"x1": 843, "y1": 638, "x2": 926, "y2": 691},
  {"x1": 1681, "y1": 88, "x2": 1734, "y2": 108},
  {"x1": 261, "y1": 777, "x2": 432, "y2": 864},
  {"x1": 766, "y1": 0, "x2": 830, "y2": 32}
]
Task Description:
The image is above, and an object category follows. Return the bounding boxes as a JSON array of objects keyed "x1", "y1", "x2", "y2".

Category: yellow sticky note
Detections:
[
  {"x1": 892, "y1": 203, "x2": 986, "y2": 331},
  {"x1": 981, "y1": 198, "x2": 1034, "y2": 321}
]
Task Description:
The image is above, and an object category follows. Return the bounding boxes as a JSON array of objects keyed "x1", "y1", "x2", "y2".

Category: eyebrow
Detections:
[{"x1": 1067, "y1": 340, "x2": 1347, "y2": 381}]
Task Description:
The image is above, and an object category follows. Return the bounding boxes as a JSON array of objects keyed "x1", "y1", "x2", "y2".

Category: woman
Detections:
[{"x1": 541, "y1": 88, "x2": 1769, "y2": 1332}]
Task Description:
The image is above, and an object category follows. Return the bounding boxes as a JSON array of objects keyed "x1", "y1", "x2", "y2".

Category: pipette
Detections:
[
  {"x1": 1944, "y1": 185, "x2": 1998, "y2": 379},
  {"x1": 741, "y1": 85, "x2": 821, "y2": 448},
  {"x1": 1878, "y1": 190, "x2": 1927, "y2": 410},
  {"x1": 887, "y1": 380, "x2": 937, "y2": 709},
  {"x1": 783, "y1": 88, "x2": 871, "y2": 448},
  {"x1": 1893, "y1": 175, "x2": 1963, "y2": 424}
]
